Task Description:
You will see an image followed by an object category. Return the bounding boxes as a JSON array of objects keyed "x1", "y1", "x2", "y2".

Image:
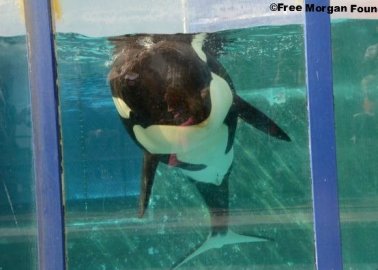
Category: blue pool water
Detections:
[
  {"x1": 57, "y1": 24, "x2": 313, "y2": 269},
  {"x1": 0, "y1": 36, "x2": 36, "y2": 269}
]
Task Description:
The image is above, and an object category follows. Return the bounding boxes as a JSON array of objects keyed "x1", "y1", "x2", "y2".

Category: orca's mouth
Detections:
[
  {"x1": 164, "y1": 92, "x2": 209, "y2": 126},
  {"x1": 170, "y1": 110, "x2": 197, "y2": 126},
  {"x1": 167, "y1": 111, "x2": 205, "y2": 126},
  {"x1": 160, "y1": 101, "x2": 205, "y2": 126}
]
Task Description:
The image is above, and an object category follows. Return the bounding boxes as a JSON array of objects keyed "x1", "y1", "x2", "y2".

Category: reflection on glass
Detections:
[
  {"x1": 57, "y1": 22, "x2": 315, "y2": 268},
  {"x1": 333, "y1": 19, "x2": 378, "y2": 269},
  {"x1": 0, "y1": 36, "x2": 37, "y2": 269}
]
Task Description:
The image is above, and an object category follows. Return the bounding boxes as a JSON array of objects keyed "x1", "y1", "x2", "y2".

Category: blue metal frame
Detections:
[
  {"x1": 24, "y1": 1, "x2": 66, "y2": 270},
  {"x1": 22, "y1": 1, "x2": 344, "y2": 269},
  {"x1": 304, "y1": 1, "x2": 343, "y2": 269}
]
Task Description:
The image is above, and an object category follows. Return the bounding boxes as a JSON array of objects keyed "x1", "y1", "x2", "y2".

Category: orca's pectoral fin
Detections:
[
  {"x1": 171, "y1": 230, "x2": 269, "y2": 269},
  {"x1": 234, "y1": 95, "x2": 291, "y2": 142},
  {"x1": 138, "y1": 152, "x2": 159, "y2": 218}
]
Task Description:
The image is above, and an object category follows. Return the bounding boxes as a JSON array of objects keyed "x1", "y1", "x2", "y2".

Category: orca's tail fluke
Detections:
[
  {"x1": 171, "y1": 230, "x2": 269, "y2": 269},
  {"x1": 234, "y1": 95, "x2": 291, "y2": 142},
  {"x1": 176, "y1": 173, "x2": 269, "y2": 269}
]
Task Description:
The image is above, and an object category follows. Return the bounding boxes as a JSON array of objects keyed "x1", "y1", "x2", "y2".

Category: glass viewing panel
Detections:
[
  {"x1": 55, "y1": 1, "x2": 314, "y2": 269},
  {"x1": 0, "y1": 3, "x2": 38, "y2": 270},
  {"x1": 332, "y1": 19, "x2": 378, "y2": 269}
]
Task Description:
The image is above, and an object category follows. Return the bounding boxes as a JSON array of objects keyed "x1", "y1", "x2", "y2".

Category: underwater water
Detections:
[
  {"x1": 332, "y1": 19, "x2": 378, "y2": 269},
  {"x1": 0, "y1": 36, "x2": 37, "y2": 269},
  {"x1": 0, "y1": 19, "x2": 377, "y2": 270},
  {"x1": 57, "y1": 24, "x2": 313, "y2": 270}
]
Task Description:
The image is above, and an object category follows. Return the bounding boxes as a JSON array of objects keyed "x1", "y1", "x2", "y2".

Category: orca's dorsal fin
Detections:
[
  {"x1": 138, "y1": 152, "x2": 160, "y2": 218},
  {"x1": 171, "y1": 230, "x2": 269, "y2": 269},
  {"x1": 234, "y1": 95, "x2": 291, "y2": 141}
]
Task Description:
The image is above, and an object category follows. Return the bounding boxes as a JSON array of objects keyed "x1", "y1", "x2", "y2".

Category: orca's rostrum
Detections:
[{"x1": 108, "y1": 33, "x2": 290, "y2": 269}]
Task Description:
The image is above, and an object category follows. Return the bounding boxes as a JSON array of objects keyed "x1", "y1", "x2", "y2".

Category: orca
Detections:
[{"x1": 108, "y1": 33, "x2": 290, "y2": 269}]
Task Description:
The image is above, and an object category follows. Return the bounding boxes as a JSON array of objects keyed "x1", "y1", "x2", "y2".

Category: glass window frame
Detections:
[
  {"x1": 24, "y1": 1, "x2": 66, "y2": 270},
  {"x1": 24, "y1": 0, "x2": 343, "y2": 269}
]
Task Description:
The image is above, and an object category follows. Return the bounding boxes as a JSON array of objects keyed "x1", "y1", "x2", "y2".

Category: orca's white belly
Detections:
[{"x1": 177, "y1": 124, "x2": 233, "y2": 185}]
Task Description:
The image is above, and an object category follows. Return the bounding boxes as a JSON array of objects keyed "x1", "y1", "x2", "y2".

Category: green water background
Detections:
[
  {"x1": 333, "y1": 20, "x2": 378, "y2": 269},
  {"x1": 56, "y1": 24, "x2": 312, "y2": 270}
]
